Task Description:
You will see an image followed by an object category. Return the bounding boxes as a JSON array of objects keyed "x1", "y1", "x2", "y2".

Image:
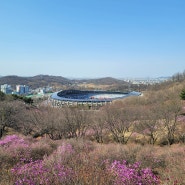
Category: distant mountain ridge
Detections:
[
  {"x1": 76, "y1": 77, "x2": 128, "y2": 85},
  {"x1": 0, "y1": 75, "x2": 127, "y2": 89},
  {"x1": 0, "y1": 75, "x2": 72, "y2": 89}
]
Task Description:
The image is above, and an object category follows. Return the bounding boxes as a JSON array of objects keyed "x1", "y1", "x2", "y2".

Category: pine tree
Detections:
[
  {"x1": 180, "y1": 89, "x2": 185, "y2": 100},
  {"x1": 0, "y1": 91, "x2": 6, "y2": 101}
]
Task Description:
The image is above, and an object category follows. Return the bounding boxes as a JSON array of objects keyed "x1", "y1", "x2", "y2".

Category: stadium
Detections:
[{"x1": 49, "y1": 90, "x2": 141, "y2": 107}]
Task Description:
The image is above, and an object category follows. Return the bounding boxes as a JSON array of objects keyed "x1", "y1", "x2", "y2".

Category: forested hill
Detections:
[
  {"x1": 75, "y1": 77, "x2": 128, "y2": 85},
  {"x1": 0, "y1": 75, "x2": 72, "y2": 89},
  {"x1": 0, "y1": 75, "x2": 128, "y2": 89}
]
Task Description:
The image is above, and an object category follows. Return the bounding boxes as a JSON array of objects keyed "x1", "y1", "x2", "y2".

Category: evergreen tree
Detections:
[
  {"x1": 23, "y1": 97, "x2": 33, "y2": 104},
  {"x1": 180, "y1": 89, "x2": 185, "y2": 100},
  {"x1": 11, "y1": 94, "x2": 33, "y2": 104},
  {"x1": 0, "y1": 91, "x2": 6, "y2": 101}
]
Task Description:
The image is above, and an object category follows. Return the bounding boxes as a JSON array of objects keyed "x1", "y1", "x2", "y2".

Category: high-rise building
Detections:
[
  {"x1": 24, "y1": 85, "x2": 29, "y2": 94},
  {"x1": 16, "y1": 85, "x2": 24, "y2": 94},
  {"x1": 16, "y1": 85, "x2": 30, "y2": 95},
  {"x1": 0, "y1": 84, "x2": 12, "y2": 94}
]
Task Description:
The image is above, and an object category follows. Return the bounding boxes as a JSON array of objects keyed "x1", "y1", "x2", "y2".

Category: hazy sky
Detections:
[{"x1": 0, "y1": 0, "x2": 185, "y2": 78}]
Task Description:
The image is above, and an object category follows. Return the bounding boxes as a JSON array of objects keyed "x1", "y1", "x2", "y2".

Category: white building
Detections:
[{"x1": 0, "y1": 84, "x2": 12, "y2": 94}]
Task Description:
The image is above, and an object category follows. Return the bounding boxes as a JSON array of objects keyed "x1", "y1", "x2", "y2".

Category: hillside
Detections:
[
  {"x1": 0, "y1": 75, "x2": 129, "y2": 90},
  {"x1": 0, "y1": 75, "x2": 72, "y2": 89},
  {"x1": 75, "y1": 77, "x2": 128, "y2": 85}
]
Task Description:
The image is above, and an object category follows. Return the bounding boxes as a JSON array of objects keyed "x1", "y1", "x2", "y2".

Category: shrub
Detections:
[
  {"x1": 11, "y1": 159, "x2": 74, "y2": 185},
  {"x1": 0, "y1": 135, "x2": 31, "y2": 165},
  {"x1": 0, "y1": 147, "x2": 14, "y2": 168},
  {"x1": 136, "y1": 145, "x2": 166, "y2": 170},
  {"x1": 30, "y1": 142, "x2": 53, "y2": 161},
  {"x1": 159, "y1": 145, "x2": 185, "y2": 185},
  {"x1": 0, "y1": 135, "x2": 28, "y2": 148},
  {"x1": 180, "y1": 89, "x2": 185, "y2": 100},
  {"x1": 45, "y1": 142, "x2": 75, "y2": 166},
  {"x1": 109, "y1": 160, "x2": 159, "y2": 185},
  {"x1": 1, "y1": 135, "x2": 185, "y2": 184}
]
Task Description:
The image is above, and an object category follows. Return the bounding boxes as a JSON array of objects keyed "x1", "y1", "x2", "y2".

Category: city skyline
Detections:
[{"x1": 0, "y1": 0, "x2": 185, "y2": 78}]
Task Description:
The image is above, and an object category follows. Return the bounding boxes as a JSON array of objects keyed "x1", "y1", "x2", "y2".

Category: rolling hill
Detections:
[
  {"x1": 75, "y1": 77, "x2": 128, "y2": 85},
  {"x1": 0, "y1": 75, "x2": 72, "y2": 89},
  {"x1": 0, "y1": 75, "x2": 129, "y2": 90}
]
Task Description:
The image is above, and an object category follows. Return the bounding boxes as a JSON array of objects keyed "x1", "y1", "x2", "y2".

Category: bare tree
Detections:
[
  {"x1": 62, "y1": 108, "x2": 89, "y2": 139},
  {"x1": 0, "y1": 100, "x2": 25, "y2": 138},
  {"x1": 27, "y1": 106, "x2": 66, "y2": 140},
  {"x1": 156, "y1": 88, "x2": 183, "y2": 145},
  {"x1": 103, "y1": 104, "x2": 138, "y2": 144},
  {"x1": 90, "y1": 110, "x2": 107, "y2": 143},
  {"x1": 136, "y1": 105, "x2": 162, "y2": 145},
  {"x1": 27, "y1": 106, "x2": 89, "y2": 140},
  {"x1": 160, "y1": 99, "x2": 182, "y2": 145}
]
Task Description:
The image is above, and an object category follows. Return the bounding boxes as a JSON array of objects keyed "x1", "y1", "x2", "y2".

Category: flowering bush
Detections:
[
  {"x1": 57, "y1": 143, "x2": 74, "y2": 155},
  {"x1": 45, "y1": 143, "x2": 75, "y2": 167},
  {"x1": 0, "y1": 135, "x2": 28, "y2": 148},
  {"x1": 11, "y1": 142, "x2": 75, "y2": 185},
  {"x1": 110, "y1": 160, "x2": 159, "y2": 185},
  {"x1": 11, "y1": 159, "x2": 74, "y2": 185},
  {"x1": 0, "y1": 135, "x2": 31, "y2": 166},
  {"x1": 1, "y1": 135, "x2": 185, "y2": 184}
]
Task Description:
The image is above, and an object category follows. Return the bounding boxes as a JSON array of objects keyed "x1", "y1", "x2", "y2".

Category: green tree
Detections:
[
  {"x1": 12, "y1": 94, "x2": 33, "y2": 104},
  {"x1": 180, "y1": 89, "x2": 185, "y2": 100},
  {"x1": 23, "y1": 97, "x2": 33, "y2": 104},
  {"x1": 0, "y1": 91, "x2": 6, "y2": 101}
]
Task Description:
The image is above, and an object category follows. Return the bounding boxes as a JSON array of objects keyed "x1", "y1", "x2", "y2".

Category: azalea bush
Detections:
[
  {"x1": 109, "y1": 160, "x2": 159, "y2": 185},
  {"x1": 11, "y1": 142, "x2": 75, "y2": 185},
  {"x1": 0, "y1": 135, "x2": 31, "y2": 167},
  {"x1": 11, "y1": 159, "x2": 74, "y2": 185},
  {"x1": 1, "y1": 135, "x2": 185, "y2": 184},
  {"x1": 0, "y1": 135, "x2": 28, "y2": 148}
]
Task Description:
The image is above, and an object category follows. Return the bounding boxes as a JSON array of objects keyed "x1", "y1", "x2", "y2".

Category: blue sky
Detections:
[{"x1": 0, "y1": 0, "x2": 185, "y2": 78}]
